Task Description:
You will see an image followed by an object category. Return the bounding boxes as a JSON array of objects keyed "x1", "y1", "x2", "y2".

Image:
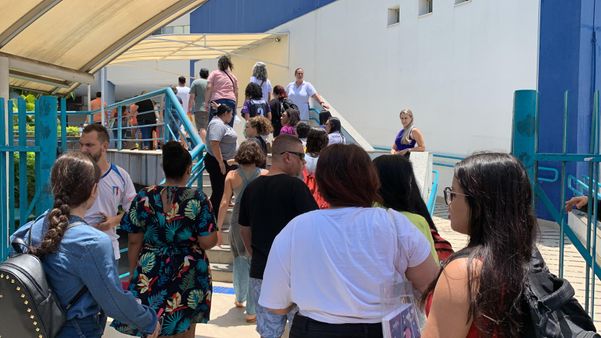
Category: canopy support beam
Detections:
[
  {"x1": 0, "y1": 52, "x2": 94, "y2": 85},
  {"x1": 0, "y1": 0, "x2": 62, "y2": 47}
]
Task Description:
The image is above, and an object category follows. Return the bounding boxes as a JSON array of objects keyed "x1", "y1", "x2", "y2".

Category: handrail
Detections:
[
  {"x1": 568, "y1": 175, "x2": 601, "y2": 200},
  {"x1": 77, "y1": 88, "x2": 208, "y2": 280},
  {"x1": 428, "y1": 170, "x2": 440, "y2": 215}
]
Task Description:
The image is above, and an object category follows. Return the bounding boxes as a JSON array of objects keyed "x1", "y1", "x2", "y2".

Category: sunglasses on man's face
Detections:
[{"x1": 280, "y1": 151, "x2": 305, "y2": 160}]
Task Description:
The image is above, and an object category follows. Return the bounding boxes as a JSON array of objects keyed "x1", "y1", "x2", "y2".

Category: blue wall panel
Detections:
[
  {"x1": 190, "y1": 0, "x2": 337, "y2": 33},
  {"x1": 537, "y1": 0, "x2": 601, "y2": 219}
]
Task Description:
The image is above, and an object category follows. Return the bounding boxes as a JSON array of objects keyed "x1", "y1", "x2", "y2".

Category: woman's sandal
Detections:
[{"x1": 234, "y1": 301, "x2": 245, "y2": 308}]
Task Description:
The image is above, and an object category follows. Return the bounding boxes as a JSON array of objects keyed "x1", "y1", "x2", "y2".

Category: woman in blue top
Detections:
[
  {"x1": 391, "y1": 109, "x2": 426, "y2": 157},
  {"x1": 13, "y1": 152, "x2": 160, "y2": 338}
]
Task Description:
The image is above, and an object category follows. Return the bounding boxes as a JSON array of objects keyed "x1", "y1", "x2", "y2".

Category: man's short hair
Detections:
[
  {"x1": 82, "y1": 124, "x2": 110, "y2": 144},
  {"x1": 178, "y1": 76, "x2": 186, "y2": 85},
  {"x1": 95, "y1": 92, "x2": 101, "y2": 98},
  {"x1": 199, "y1": 68, "x2": 209, "y2": 79},
  {"x1": 272, "y1": 134, "x2": 302, "y2": 159}
]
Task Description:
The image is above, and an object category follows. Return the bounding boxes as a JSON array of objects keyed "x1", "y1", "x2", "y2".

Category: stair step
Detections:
[
  {"x1": 207, "y1": 244, "x2": 233, "y2": 265},
  {"x1": 210, "y1": 263, "x2": 233, "y2": 283},
  {"x1": 220, "y1": 228, "x2": 231, "y2": 246}
]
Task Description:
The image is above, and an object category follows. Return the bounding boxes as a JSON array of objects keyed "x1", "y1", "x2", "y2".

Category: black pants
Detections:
[
  {"x1": 205, "y1": 153, "x2": 236, "y2": 216},
  {"x1": 290, "y1": 314, "x2": 383, "y2": 338}
]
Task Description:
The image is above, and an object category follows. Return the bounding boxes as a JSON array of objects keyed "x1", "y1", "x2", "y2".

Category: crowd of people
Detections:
[{"x1": 12, "y1": 56, "x2": 596, "y2": 338}]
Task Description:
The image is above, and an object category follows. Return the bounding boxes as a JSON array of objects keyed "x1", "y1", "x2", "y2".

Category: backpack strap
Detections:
[{"x1": 65, "y1": 285, "x2": 89, "y2": 311}]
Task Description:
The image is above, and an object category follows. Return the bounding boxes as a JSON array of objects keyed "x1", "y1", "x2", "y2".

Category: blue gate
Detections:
[
  {"x1": 0, "y1": 96, "x2": 57, "y2": 260},
  {"x1": 513, "y1": 89, "x2": 601, "y2": 319}
]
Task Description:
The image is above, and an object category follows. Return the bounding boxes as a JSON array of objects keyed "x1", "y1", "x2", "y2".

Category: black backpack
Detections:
[
  {"x1": 523, "y1": 248, "x2": 599, "y2": 338},
  {"x1": 0, "y1": 221, "x2": 87, "y2": 338},
  {"x1": 281, "y1": 98, "x2": 298, "y2": 112}
]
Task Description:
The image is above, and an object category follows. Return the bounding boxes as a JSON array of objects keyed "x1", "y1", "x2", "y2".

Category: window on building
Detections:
[
  {"x1": 387, "y1": 6, "x2": 400, "y2": 26},
  {"x1": 419, "y1": 0, "x2": 433, "y2": 16},
  {"x1": 455, "y1": 0, "x2": 469, "y2": 4}
]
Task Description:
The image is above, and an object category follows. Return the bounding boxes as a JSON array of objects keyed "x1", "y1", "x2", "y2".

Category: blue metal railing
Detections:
[
  {"x1": 56, "y1": 89, "x2": 207, "y2": 280},
  {"x1": 0, "y1": 96, "x2": 58, "y2": 260},
  {"x1": 513, "y1": 89, "x2": 600, "y2": 320},
  {"x1": 59, "y1": 88, "x2": 206, "y2": 188}
]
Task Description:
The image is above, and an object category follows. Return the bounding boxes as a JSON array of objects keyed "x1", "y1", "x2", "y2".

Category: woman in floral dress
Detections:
[{"x1": 112, "y1": 141, "x2": 218, "y2": 338}]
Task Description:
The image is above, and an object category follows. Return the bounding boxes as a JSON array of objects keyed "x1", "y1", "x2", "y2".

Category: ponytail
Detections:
[
  {"x1": 31, "y1": 197, "x2": 71, "y2": 257},
  {"x1": 30, "y1": 152, "x2": 100, "y2": 257}
]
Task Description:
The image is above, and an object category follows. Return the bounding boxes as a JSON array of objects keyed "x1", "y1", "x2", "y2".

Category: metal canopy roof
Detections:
[
  {"x1": 110, "y1": 33, "x2": 279, "y2": 64},
  {"x1": 0, "y1": 0, "x2": 206, "y2": 94}
]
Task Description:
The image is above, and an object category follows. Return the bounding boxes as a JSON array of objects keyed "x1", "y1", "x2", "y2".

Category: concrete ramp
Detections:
[{"x1": 410, "y1": 151, "x2": 433, "y2": 203}]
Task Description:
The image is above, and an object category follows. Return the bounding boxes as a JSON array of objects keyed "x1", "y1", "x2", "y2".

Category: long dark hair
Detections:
[
  {"x1": 327, "y1": 117, "x2": 341, "y2": 133},
  {"x1": 373, "y1": 155, "x2": 437, "y2": 231},
  {"x1": 32, "y1": 152, "x2": 100, "y2": 256},
  {"x1": 423, "y1": 152, "x2": 536, "y2": 337}
]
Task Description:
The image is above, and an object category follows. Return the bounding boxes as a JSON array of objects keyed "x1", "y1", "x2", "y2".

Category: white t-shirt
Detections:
[
  {"x1": 176, "y1": 85, "x2": 191, "y2": 113},
  {"x1": 328, "y1": 132, "x2": 346, "y2": 145},
  {"x1": 84, "y1": 164, "x2": 137, "y2": 260},
  {"x1": 305, "y1": 154, "x2": 318, "y2": 175},
  {"x1": 250, "y1": 76, "x2": 273, "y2": 102},
  {"x1": 259, "y1": 207, "x2": 431, "y2": 324},
  {"x1": 286, "y1": 81, "x2": 316, "y2": 121}
]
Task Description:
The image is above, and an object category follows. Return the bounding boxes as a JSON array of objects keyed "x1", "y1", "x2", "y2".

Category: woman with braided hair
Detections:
[{"x1": 11, "y1": 152, "x2": 160, "y2": 338}]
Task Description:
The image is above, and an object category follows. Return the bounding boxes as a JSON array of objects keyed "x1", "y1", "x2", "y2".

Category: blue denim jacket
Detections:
[{"x1": 10, "y1": 213, "x2": 158, "y2": 335}]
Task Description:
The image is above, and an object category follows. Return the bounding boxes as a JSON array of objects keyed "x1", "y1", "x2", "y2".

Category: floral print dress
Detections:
[{"x1": 111, "y1": 186, "x2": 217, "y2": 336}]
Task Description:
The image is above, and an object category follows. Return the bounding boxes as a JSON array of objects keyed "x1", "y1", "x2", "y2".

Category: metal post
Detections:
[
  {"x1": 511, "y1": 90, "x2": 538, "y2": 183},
  {"x1": 164, "y1": 95, "x2": 171, "y2": 144},
  {"x1": 17, "y1": 98, "x2": 27, "y2": 227},
  {"x1": 117, "y1": 106, "x2": 122, "y2": 150},
  {"x1": 0, "y1": 56, "x2": 9, "y2": 260},
  {"x1": 100, "y1": 67, "x2": 106, "y2": 126},
  {"x1": 559, "y1": 91, "x2": 569, "y2": 278},
  {"x1": 588, "y1": 90, "x2": 599, "y2": 320},
  {"x1": 34, "y1": 96, "x2": 57, "y2": 215},
  {"x1": 87, "y1": 84, "x2": 91, "y2": 111},
  {"x1": 60, "y1": 97, "x2": 67, "y2": 154}
]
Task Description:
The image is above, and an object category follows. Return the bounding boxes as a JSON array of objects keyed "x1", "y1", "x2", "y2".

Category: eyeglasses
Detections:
[
  {"x1": 280, "y1": 151, "x2": 305, "y2": 160},
  {"x1": 443, "y1": 187, "x2": 469, "y2": 205}
]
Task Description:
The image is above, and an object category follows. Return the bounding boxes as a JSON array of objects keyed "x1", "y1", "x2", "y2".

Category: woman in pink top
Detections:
[
  {"x1": 205, "y1": 55, "x2": 239, "y2": 127},
  {"x1": 279, "y1": 108, "x2": 300, "y2": 135}
]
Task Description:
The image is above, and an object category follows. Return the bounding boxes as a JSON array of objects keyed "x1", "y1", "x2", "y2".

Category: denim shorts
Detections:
[
  {"x1": 57, "y1": 312, "x2": 107, "y2": 338},
  {"x1": 250, "y1": 277, "x2": 297, "y2": 338}
]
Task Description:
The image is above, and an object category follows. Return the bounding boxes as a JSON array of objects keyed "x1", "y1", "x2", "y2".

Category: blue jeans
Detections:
[
  {"x1": 233, "y1": 256, "x2": 254, "y2": 315},
  {"x1": 140, "y1": 125, "x2": 154, "y2": 149},
  {"x1": 209, "y1": 99, "x2": 236, "y2": 127},
  {"x1": 57, "y1": 313, "x2": 107, "y2": 338},
  {"x1": 250, "y1": 278, "x2": 296, "y2": 338}
]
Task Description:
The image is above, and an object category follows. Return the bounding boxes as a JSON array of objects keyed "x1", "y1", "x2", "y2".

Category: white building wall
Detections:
[{"x1": 253, "y1": 0, "x2": 540, "y2": 156}]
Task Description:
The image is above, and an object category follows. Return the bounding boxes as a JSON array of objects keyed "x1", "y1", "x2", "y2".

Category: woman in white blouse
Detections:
[{"x1": 259, "y1": 144, "x2": 438, "y2": 338}]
